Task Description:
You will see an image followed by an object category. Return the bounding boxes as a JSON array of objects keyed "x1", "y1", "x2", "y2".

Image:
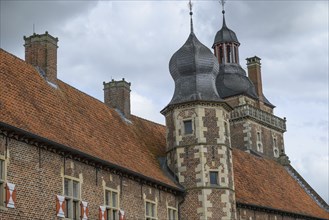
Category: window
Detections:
[
  {"x1": 256, "y1": 132, "x2": 261, "y2": 141},
  {"x1": 219, "y1": 46, "x2": 224, "y2": 64},
  {"x1": 105, "y1": 189, "x2": 119, "y2": 220},
  {"x1": 224, "y1": 122, "x2": 229, "y2": 137},
  {"x1": 145, "y1": 201, "x2": 157, "y2": 220},
  {"x1": 209, "y1": 171, "x2": 219, "y2": 185},
  {"x1": 226, "y1": 45, "x2": 231, "y2": 63},
  {"x1": 183, "y1": 120, "x2": 193, "y2": 135},
  {"x1": 274, "y1": 148, "x2": 279, "y2": 158},
  {"x1": 64, "y1": 177, "x2": 80, "y2": 219},
  {"x1": 0, "y1": 159, "x2": 5, "y2": 207},
  {"x1": 273, "y1": 138, "x2": 277, "y2": 148},
  {"x1": 167, "y1": 207, "x2": 177, "y2": 220},
  {"x1": 234, "y1": 46, "x2": 238, "y2": 63}
]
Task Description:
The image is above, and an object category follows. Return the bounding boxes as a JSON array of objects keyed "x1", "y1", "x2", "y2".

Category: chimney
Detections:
[
  {"x1": 103, "y1": 78, "x2": 131, "y2": 119},
  {"x1": 246, "y1": 56, "x2": 263, "y2": 102},
  {"x1": 24, "y1": 31, "x2": 58, "y2": 84}
]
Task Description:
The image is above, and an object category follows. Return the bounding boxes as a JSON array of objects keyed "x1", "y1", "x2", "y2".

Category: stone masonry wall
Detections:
[
  {"x1": 0, "y1": 135, "x2": 178, "y2": 220},
  {"x1": 165, "y1": 104, "x2": 236, "y2": 220},
  {"x1": 230, "y1": 119, "x2": 284, "y2": 159}
]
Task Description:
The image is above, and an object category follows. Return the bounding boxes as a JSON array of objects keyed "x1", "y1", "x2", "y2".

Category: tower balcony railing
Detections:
[{"x1": 230, "y1": 105, "x2": 286, "y2": 132}]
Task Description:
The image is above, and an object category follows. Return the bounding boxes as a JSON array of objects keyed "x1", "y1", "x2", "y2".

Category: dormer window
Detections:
[{"x1": 184, "y1": 120, "x2": 193, "y2": 135}]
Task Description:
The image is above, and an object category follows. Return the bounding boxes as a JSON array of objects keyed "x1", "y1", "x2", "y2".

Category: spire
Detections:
[
  {"x1": 188, "y1": 0, "x2": 194, "y2": 33},
  {"x1": 220, "y1": 0, "x2": 227, "y2": 28}
]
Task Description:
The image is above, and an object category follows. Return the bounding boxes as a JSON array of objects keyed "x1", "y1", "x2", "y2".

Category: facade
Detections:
[{"x1": 0, "y1": 4, "x2": 328, "y2": 220}]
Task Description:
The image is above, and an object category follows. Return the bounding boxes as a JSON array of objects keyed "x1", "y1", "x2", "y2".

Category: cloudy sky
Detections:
[{"x1": 1, "y1": 0, "x2": 328, "y2": 203}]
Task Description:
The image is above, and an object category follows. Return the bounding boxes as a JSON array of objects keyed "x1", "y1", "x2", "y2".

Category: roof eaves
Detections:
[
  {"x1": 285, "y1": 165, "x2": 329, "y2": 211},
  {"x1": 236, "y1": 202, "x2": 328, "y2": 220},
  {"x1": 0, "y1": 121, "x2": 184, "y2": 194}
]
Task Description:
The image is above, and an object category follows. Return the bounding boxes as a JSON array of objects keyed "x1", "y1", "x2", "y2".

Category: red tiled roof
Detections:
[
  {"x1": 233, "y1": 149, "x2": 329, "y2": 219},
  {"x1": 0, "y1": 49, "x2": 178, "y2": 189}
]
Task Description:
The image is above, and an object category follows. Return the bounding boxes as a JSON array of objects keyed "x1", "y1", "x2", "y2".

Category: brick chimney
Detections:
[
  {"x1": 103, "y1": 79, "x2": 131, "y2": 119},
  {"x1": 246, "y1": 56, "x2": 263, "y2": 102},
  {"x1": 24, "y1": 31, "x2": 58, "y2": 84}
]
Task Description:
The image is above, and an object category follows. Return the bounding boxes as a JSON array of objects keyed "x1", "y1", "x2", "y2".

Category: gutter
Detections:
[{"x1": 236, "y1": 202, "x2": 328, "y2": 220}]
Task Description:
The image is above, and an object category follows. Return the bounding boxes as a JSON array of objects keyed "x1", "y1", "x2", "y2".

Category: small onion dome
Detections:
[
  {"x1": 168, "y1": 32, "x2": 223, "y2": 105},
  {"x1": 216, "y1": 63, "x2": 258, "y2": 99},
  {"x1": 213, "y1": 15, "x2": 239, "y2": 47}
]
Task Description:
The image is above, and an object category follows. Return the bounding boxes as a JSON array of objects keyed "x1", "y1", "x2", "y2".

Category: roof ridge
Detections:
[{"x1": 0, "y1": 48, "x2": 25, "y2": 63}]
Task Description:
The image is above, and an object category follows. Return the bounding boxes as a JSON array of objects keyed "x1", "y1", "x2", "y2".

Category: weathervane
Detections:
[
  {"x1": 188, "y1": 0, "x2": 193, "y2": 13},
  {"x1": 220, "y1": 0, "x2": 226, "y2": 14},
  {"x1": 188, "y1": 0, "x2": 194, "y2": 33}
]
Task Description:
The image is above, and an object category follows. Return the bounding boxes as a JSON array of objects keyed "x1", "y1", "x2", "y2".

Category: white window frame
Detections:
[
  {"x1": 104, "y1": 187, "x2": 120, "y2": 220},
  {"x1": 145, "y1": 200, "x2": 157, "y2": 220},
  {"x1": 63, "y1": 175, "x2": 81, "y2": 220},
  {"x1": 167, "y1": 206, "x2": 178, "y2": 220}
]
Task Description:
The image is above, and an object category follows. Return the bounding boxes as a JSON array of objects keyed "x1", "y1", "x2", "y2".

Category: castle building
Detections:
[{"x1": 0, "y1": 3, "x2": 328, "y2": 220}]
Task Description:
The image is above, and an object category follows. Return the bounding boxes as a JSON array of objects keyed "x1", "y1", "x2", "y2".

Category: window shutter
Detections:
[
  {"x1": 99, "y1": 206, "x2": 107, "y2": 220},
  {"x1": 80, "y1": 201, "x2": 88, "y2": 220},
  {"x1": 119, "y1": 209, "x2": 125, "y2": 220},
  {"x1": 56, "y1": 195, "x2": 66, "y2": 218},
  {"x1": 5, "y1": 183, "x2": 16, "y2": 208}
]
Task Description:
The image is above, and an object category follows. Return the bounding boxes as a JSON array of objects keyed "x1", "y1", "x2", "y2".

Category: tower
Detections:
[
  {"x1": 161, "y1": 3, "x2": 236, "y2": 219},
  {"x1": 212, "y1": 6, "x2": 287, "y2": 159}
]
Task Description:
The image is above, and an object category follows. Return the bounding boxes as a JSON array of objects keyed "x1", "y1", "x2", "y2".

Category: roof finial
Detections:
[
  {"x1": 219, "y1": 0, "x2": 227, "y2": 27},
  {"x1": 188, "y1": 0, "x2": 194, "y2": 33},
  {"x1": 220, "y1": 0, "x2": 226, "y2": 14}
]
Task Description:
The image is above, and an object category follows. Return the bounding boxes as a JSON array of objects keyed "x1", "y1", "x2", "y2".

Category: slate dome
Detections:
[
  {"x1": 216, "y1": 64, "x2": 258, "y2": 99},
  {"x1": 168, "y1": 32, "x2": 223, "y2": 105}
]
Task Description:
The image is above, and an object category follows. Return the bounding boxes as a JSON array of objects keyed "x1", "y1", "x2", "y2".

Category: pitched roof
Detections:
[
  {"x1": 233, "y1": 149, "x2": 329, "y2": 219},
  {"x1": 0, "y1": 49, "x2": 178, "y2": 190}
]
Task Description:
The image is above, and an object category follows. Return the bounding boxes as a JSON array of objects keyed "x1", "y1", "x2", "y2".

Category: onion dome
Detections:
[
  {"x1": 216, "y1": 63, "x2": 258, "y2": 99},
  {"x1": 168, "y1": 10, "x2": 223, "y2": 105},
  {"x1": 213, "y1": 11, "x2": 239, "y2": 47}
]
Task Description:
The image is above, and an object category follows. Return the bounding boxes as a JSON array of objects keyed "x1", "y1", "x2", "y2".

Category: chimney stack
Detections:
[
  {"x1": 103, "y1": 79, "x2": 131, "y2": 119},
  {"x1": 246, "y1": 56, "x2": 263, "y2": 102},
  {"x1": 24, "y1": 31, "x2": 58, "y2": 84}
]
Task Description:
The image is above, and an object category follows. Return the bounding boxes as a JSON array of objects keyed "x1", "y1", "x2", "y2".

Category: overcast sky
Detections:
[{"x1": 1, "y1": 0, "x2": 328, "y2": 203}]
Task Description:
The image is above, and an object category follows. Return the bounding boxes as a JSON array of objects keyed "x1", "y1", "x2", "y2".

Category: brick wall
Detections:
[
  {"x1": 103, "y1": 79, "x2": 131, "y2": 119},
  {"x1": 24, "y1": 32, "x2": 58, "y2": 84},
  {"x1": 230, "y1": 119, "x2": 284, "y2": 159},
  {"x1": 0, "y1": 135, "x2": 178, "y2": 219}
]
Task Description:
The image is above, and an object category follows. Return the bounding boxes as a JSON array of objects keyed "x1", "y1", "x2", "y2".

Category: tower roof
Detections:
[
  {"x1": 216, "y1": 63, "x2": 258, "y2": 100},
  {"x1": 213, "y1": 10, "x2": 239, "y2": 47},
  {"x1": 167, "y1": 5, "x2": 223, "y2": 106}
]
